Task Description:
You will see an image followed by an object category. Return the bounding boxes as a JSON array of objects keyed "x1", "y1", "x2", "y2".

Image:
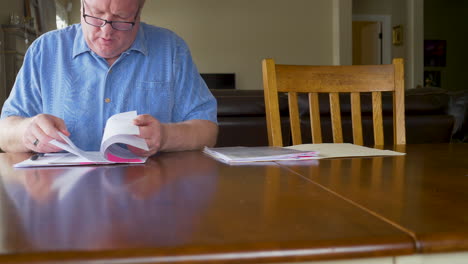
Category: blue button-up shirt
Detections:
[{"x1": 1, "y1": 23, "x2": 217, "y2": 151}]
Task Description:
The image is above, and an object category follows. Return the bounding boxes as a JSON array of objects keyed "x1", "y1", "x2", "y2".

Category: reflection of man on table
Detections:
[
  {"x1": 0, "y1": 0, "x2": 217, "y2": 155},
  {"x1": 0, "y1": 152, "x2": 219, "y2": 249}
]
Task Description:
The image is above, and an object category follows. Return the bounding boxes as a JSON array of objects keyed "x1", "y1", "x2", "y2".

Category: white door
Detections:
[{"x1": 0, "y1": 29, "x2": 6, "y2": 108}]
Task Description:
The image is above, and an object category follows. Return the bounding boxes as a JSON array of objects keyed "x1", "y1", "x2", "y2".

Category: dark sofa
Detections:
[{"x1": 212, "y1": 87, "x2": 468, "y2": 147}]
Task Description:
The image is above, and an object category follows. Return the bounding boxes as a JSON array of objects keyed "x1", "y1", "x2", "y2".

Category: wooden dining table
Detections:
[{"x1": 0, "y1": 143, "x2": 466, "y2": 264}]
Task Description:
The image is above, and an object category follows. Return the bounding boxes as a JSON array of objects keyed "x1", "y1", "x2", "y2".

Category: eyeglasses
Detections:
[{"x1": 82, "y1": 0, "x2": 139, "y2": 31}]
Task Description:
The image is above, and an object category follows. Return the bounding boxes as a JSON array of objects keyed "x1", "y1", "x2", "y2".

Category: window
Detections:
[{"x1": 55, "y1": 0, "x2": 69, "y2": 29}]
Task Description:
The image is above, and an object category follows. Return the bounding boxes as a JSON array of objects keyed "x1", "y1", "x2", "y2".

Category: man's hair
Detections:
[{"x1": 81, "y1": 0, "x2": 146, "y2": 11}]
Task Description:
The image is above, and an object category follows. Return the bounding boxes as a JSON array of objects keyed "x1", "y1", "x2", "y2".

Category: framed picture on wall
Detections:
[
  {"x1": 424, "y1": 40, "x2": 446, "y2": 67},
  {"x1": 392, "y1": 25, "x2": 403, "y2": 45}
]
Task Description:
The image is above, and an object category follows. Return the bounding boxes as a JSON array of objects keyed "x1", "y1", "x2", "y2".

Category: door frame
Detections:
[{"x1": 352, "y1": 14, "x2": 391, "y2": 65}]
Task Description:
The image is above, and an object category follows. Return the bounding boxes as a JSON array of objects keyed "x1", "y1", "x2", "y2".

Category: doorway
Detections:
[
  {"x1": 353, "y1": 21, "x2": 382, "y2": 65},
  {"x1": 352, "y1": 15, "x2": 391, "y2": 65}
]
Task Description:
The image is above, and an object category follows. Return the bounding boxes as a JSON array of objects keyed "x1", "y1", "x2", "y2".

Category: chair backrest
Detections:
[{"x1": 262, "y1": 58, "x2": 406, "y2": 147}]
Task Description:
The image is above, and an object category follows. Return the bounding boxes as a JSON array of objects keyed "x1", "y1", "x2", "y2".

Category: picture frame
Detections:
[
  {"x1": 392, "y1": 25, "x2": 403, "y2": 45},
  {"x1": 424, "y1": 40, "x2": 446, "y2": 67}
]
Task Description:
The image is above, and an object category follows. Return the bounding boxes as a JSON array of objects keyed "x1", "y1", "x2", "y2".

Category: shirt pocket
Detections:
[{"x1": 133, "y1": 81, "x2": 173, "y2": 122}]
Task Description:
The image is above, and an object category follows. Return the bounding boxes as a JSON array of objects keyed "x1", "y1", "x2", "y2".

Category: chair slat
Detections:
[
  {"x1": 288, "y1": 92, "x2": 302, "y2": 145},
  {"x1": 309, "y1": 92, "x2": 322, "y2": 143},
  {"x1": 350, "y1": 92, "x2": 363, "y2": 145},
  {"x1": 393, "y1": 58, "x2": 406, "y2": 144},
  {"x1": 372, "y1": 91, "x2": 384, "y2": 146},
  {"x1": 329, "y1": 93, "x2": 343, "y2": 143}
]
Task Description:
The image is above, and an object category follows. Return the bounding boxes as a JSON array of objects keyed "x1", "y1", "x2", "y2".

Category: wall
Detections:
[
  {"x1": 333, "y1": 0, "x2": 352, "y2": 66},
  {"x1": 0, "y1": 0, "x2": 24, "y2": 25},
  {"x1": 141, "y1": 0, "x2": 336, "y2": 90},
  {"x1": 4, "y1": 1, "x2": 343, "y2": 91},
  {"x1": 69, "y1": 0, "x2": 81, "y2": 24},
  {"x1": 69, "y1": 0, "x2": 337, "y2": 90},
  {"x1": 353, "y1": 0, "x2": 414, "y2": 89},
  {"x1": 425, "y1": 0, "x2": 468, "y2": 91}
]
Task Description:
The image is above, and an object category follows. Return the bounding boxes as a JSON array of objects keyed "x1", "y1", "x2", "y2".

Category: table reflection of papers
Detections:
[{"x1": 0, "y1": 152, "x2": 219, "y2": 250}]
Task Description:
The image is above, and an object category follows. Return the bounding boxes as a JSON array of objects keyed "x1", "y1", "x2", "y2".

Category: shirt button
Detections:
[{"x1": 105, "y1": 98, "x2": 111, "y2": 103}]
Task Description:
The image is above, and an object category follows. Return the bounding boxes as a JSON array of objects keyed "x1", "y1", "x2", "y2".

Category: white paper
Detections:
[
  {"x1": 284, "y1": 143, "x2": 405, "y2": 158},
  {"x1": 203, "y1": 144, "x2": 405, "y2": 165},
  {"x1": 100, "y1": 111, "x2": 148, "y2": 153}
]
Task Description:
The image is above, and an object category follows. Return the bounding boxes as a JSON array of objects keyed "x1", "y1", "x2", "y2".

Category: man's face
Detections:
[{"x1": 81, "y1": 0, "x2": 140, "y2": 63}]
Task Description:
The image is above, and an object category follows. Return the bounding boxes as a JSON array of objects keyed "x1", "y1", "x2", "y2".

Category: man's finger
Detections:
[
  {"x1": 35, "y1": 118, "x2": 60, "y2": 140},
  {"x1": 133, "y1": 114, "x2": 153, "y2": 126},
  {"x1": 54, "y1": 118, "x2": 70, "y2": 137}
]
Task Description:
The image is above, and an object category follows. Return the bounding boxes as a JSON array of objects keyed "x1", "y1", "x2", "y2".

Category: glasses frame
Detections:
[{"x1": 82, "y1": 0, "x2": 139, "y2": 31}]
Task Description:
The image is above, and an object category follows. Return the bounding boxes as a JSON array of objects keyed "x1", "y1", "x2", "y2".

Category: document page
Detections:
[
  {"x1": 285, "y1": 143, "x2": 405, "y2": 158},
  {"x1": 100, "y1": 111, "x2": 148, "y2": 153}
]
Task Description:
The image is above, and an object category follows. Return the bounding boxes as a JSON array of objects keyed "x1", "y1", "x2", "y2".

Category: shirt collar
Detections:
[
  {"x1": 72, "y1": 23, "x2": 148, "y2": 59},
  {"x1": 127, "y1": 23, "x2": 148, "y2": 56}
]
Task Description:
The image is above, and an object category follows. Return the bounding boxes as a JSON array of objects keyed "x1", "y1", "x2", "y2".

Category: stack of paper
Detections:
[
  {"x1": 203, "y1": 143, "x2": 405, "y2": 165},
  {"x1": 203, "y1": 146, "x2": 319, "y2": 164}
]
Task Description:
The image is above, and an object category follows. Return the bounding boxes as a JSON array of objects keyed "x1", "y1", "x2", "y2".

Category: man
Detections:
[{"x1": 0, "y1": 0, "x2": 218, "y2": 156}]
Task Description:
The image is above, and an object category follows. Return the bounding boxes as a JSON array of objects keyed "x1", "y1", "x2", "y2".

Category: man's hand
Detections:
[
  {"x1": 130, "y1": 114, "x2": 165, "y2": 157},
  {"x1": 131, "y1": 114, "x2": 218, "y2": 157},
  {"x1": 22, "y1": 114, "x2": 70, "y2": 153}
]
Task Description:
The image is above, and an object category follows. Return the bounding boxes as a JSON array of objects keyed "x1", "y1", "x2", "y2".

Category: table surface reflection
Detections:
[{"x1": 0, "y1": 144, "x2": 465, "y2": 263}]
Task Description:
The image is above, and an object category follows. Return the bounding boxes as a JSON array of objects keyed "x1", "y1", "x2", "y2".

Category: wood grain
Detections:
[
  {"x1": 279, "y1": 143, "x2": 468, "y2": 254},
  {"x1": 0, "y1": 151, "x2": 414, "y2": 263}
]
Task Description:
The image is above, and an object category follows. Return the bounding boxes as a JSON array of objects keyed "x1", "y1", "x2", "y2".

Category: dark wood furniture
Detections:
[
  {"x1": 0, "y1": 144, "x2": 466, "y2": 263},
  {"x1": 0, "y1": 25, "x2": 38, "y2": 108}
]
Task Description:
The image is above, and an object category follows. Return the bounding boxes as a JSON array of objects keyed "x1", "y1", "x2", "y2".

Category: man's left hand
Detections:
[{"x1": 130, "y1": 114, "x2": 165, "y2": 157}]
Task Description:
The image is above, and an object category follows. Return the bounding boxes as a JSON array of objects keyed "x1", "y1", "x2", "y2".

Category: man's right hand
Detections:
[{"x1": 22, "y1": 114, "x2": 70, "y2": 153}]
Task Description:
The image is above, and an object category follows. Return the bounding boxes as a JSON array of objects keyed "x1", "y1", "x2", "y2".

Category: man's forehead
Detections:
[{"x1": 84, "y1": 0, "x2": 140, "y2": 9}]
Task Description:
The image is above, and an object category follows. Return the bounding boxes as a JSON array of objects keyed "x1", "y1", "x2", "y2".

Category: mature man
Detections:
[{"x1": 0, "y1": 0, "x2": 218, "y2": 156}]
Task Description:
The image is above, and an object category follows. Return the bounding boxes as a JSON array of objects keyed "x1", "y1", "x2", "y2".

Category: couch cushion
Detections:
[
  {"x1": 216, "y1": 116, "x2": 290, "y2": 147},
  {"x1": 296, "y1": 87, "x2": 450, "y2": 116},
  {"x1": 298, "y1": 115, "x2": 454, "y2": 145},
  {"x1": 212, "y1": 89, "x2": 288, "y2": 117},
  {"x1": 405, "y1": 87, "x2": 450, "y2": 114}
]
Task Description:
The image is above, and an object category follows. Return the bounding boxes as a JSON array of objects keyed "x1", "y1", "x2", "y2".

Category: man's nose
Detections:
[{"x1": 100, "y1": 22, "x2": 114, "y2": 33}]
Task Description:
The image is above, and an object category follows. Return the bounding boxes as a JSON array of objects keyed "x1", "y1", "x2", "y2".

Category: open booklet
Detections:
[
  {"x1": 203, "y1": 143, "x2": 405, "y2": 165},
  {"x1": 14, "y1": 111, "x2": 149, "y2": 168}
]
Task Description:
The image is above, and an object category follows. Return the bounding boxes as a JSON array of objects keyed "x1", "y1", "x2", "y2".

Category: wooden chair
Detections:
[{"x1": 262, "y1": 58, "x2": 405, "y2": 147}]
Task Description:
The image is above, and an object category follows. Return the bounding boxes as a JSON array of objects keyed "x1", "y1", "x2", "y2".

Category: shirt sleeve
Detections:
[
  {"x1": 1, "y1": 40, "x2": 43, "y2": 119},
  {"x1": 171, "y1": 37, "x2": 217, "y2": 124}
]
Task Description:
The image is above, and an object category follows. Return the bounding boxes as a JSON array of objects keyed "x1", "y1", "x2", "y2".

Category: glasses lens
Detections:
[
  {"x1": 85, "y1": 16, "x2": 105, "y2": 27},
  {"x1": 112, "y1": 22, "x2": 134, "y2": 31}
]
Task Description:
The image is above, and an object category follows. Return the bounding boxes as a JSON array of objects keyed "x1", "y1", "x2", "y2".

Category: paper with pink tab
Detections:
[{"x1": 14, "y1": 111, "x2": 149, "y2": 168}]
